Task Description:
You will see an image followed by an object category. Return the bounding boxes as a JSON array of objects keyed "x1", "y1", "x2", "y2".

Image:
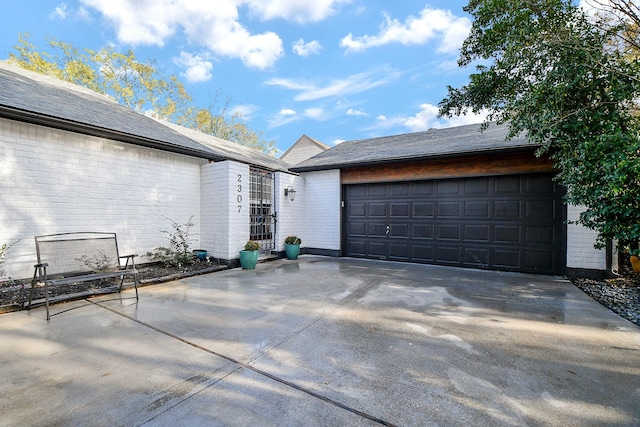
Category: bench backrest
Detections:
[{"x1": 35, "y1": 232, "x2": 122, "y2": 277}]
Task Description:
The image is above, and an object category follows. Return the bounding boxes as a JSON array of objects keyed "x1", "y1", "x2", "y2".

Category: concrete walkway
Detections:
[{"x1": 1, "y1": 256, "x2": 639, "y2": 426}]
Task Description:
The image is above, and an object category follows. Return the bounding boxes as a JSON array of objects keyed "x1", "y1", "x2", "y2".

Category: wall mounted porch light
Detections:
[{"x1": 284, "y1": 186, "x2": 296, "y2": 201}]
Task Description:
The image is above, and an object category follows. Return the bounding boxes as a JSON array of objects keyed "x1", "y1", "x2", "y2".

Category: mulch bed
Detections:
[{"x1": 0, "y1": 259, "x2": 227, "y2": 313}]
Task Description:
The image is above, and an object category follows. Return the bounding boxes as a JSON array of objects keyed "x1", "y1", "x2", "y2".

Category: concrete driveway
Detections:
[{"x1": 1, "y1": 256, "x2": 639, "y2": 426}]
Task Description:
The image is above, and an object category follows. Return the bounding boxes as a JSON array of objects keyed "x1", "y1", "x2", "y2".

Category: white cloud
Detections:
[
  {"x1": 333, "y1": 139, "x2": 346, "y2": 145},
  {"x1": 174, "y1": 52, "x2": 213, "y2": 83},
  {"x1": 340, "y1": 7, "x2": 471, "y2": 54},
  {"x1": 232, "y1": 104, "x2": 260, "y2": 119},
  {"x1": 346, "y1": 108, "x2": 368, "y2": 117},
  {"x1": 372, "y1": 104, "x2": 488, "y2": 132},
  {"x1": 268, "y1": 108, "x2": 300, "y2": 128},
  {"x1": 265, "y1": 68, "x2": 400, "y2": 101},
  {"x1": 78, "y1": 0, "x2": 285, "y2": 69},
  {"x1": 245, "y1": 0, "x2": 349, "y2": 23},
  {"x1": 292, "y1": 39, "x2": 323, "y2": 57},
  {"x1": 50, "y1": 3, "x2": 68, "y2": 20},
  {"x1": 304, "y1": 107, "x2": 327, "y2": 120}
]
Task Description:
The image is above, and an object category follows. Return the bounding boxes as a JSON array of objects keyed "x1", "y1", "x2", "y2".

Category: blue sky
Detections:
[{"x1": 0, "y1": 1, "x2": 487, "y2": 155}]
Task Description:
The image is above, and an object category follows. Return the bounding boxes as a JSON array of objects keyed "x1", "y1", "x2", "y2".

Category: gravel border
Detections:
[{"x1": 571, "y1": 275, "x2": 640, "y2": 326}]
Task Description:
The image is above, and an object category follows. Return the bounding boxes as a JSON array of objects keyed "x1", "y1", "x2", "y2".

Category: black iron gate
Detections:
[{"x1": 249, "y1": 168, "x2": 276, "y2": 251}]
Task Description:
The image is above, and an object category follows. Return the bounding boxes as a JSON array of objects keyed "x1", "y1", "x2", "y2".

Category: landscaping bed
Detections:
[{"x1": 0, "y1": 259, "x2": 227, "y2": 314}]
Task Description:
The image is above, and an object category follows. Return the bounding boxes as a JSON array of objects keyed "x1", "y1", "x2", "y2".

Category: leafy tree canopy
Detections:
[
  {"x1": 9, "y1": 34, "x2": 276, "y2": 155},
  {"x1": 439, "y1": 0, "x2": 640, "y2": 248}
]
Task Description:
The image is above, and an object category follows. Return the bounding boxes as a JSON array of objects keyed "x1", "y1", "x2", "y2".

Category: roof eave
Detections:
[
  {"x1": 290, "y1": 145, "x2": 538, "y2": 173},
  {"x1": 0, "y1": 105, "x2": 226, "y2": 161}
]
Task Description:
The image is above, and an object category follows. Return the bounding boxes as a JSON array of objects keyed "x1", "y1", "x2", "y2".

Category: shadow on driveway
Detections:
[{"x1": 1, "y1": 256, "x2": 639, "y2": 426}]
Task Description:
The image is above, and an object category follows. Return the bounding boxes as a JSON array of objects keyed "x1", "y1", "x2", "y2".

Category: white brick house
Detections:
[{"x1": 0, "y1": 61, "x2": 608, "y2": 281}]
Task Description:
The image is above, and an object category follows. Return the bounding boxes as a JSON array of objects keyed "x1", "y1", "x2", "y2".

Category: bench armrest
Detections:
[{"x1": 119, "y1": 254, "x2": 137, "y2": 269}]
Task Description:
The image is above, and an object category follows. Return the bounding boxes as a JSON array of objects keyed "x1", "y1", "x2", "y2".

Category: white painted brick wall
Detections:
[
  {"x1": 275, "y1": 172, "x2": 306, "y2": 250},
  {"x1": 566, "y1": 204, "x2": 607, "y2": 270},
  {"x1": 200, "y1": 161, "x2": 250, "y2": 260},
  {"x1": 1, "y1": 118, "x2": 205, "y2": 279},
  {"x1": 302, "y1": 170, "x2": 341, "y2": 251}
]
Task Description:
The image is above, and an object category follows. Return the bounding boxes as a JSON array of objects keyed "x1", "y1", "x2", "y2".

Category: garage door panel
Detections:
[
  {"x1": 343, "y1": 174, "x2": 565, "y2": 274},
  {"x1": 494, "y1": 176, "x2": 521, "y2": 194},
  {"x1": 525, "y1": 225, "x2": 555, "y2": 244},
  {"x1": 465, "y1": 224, "x2": 490, "y2": 242},
  {"x1": 493, "y1": 250, "x2": 521, "y2": 269},
  {"x1": 389, "y1": 224, "x2": 409, "y2": 238},
  {"x1": 438, "y1": 181, "x2": 461, "y2": 194},
  {"x1": 438, "y1": 202, "x2": 461, "y2": 217},
  {"x1": 494, "y1": 201, "x2": 521, "y2": 219},
  {"x1": 348, "y1": 202, "x2": 366, "y2": 217},
  {"x1": 525, "y1": 200, "x2": 556, "y2": 219},
  {"x1": 525, "y1": 175, "x2": 555, "y2": 193},
  {"x1": 368, "y1": 241, "x2": 387, "y2": 258},
  {"x1": 368, "y1": 185, "x2": 388, "y2": 197},
  {"x1": 437, "y1": 224, "x2": 461, "y2": 240},
  {"x1": 494, "y1": 225, "x2": 521, "y2": 243},
  {"x1": 369, "y1": 223, "x2": 387, "y2": 237},
  {"x1": 391, "y1": 203, "x2": 409, "y2": 217},
  {"x1": 348, "y1": 222, "x2": 366, "y2": 236},
  {"x1": 369, "y1": 203, "x2": 387, "y2": 217},
  {"x1": 412, "y1": 245, "x2": 434, "y2": 261},
  {"x1": 465, "y1": 201, "x2": 490, "y2": 218},
  {"x1": 414, "y1": 203, "x2": 434, "y2": 217},
  {"x1": 389, "y1": 244, "x2": 410, "y2": 260},
  {"x1": 436, "y1": 246, "x2": 461, "y2": 263},
  {"x1": 413, "y1": 224, "x2": 434, "y2": 239},
  {"x1": 463, "y1": 247, "x2": 489, "y2": 266},
  {"x1": 347, "y1": 240, "x2": 366, "y2": 256},
  {"x1": 465, "y1": 179, "x2": 489, "y2": 194},
  {"x1": 524, "y1": 250, "x2": 554, "y2": 271}
]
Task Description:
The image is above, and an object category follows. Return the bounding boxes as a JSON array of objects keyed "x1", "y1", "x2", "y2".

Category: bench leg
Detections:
[
  {"x1": 27, "y1": 268, "x2": 38, "y2": 311},
  {"x1": 44, "y1": 281, "x2": 50, "y2": 321},
  {"x1": 118, "y1": 274, "x2": 139, "y2": 301}
]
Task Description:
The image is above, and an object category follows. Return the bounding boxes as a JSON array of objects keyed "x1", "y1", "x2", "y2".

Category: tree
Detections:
[
  {"x1": 9, "y1": 34, "x2": 275, "y2": 154},
  {"x1": 438, "y1": 0, "x2": 640, "y2": 249}
]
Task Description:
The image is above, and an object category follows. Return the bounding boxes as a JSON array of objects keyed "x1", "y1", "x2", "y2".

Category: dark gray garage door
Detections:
[{"x1": 343, "y1": 173, "x2": 565, "y2": 274}]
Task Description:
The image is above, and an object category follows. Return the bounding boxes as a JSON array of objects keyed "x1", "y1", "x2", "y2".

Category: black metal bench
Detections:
[{"x1": 27, "y1": 232, "x2": 139, "y2": 320}]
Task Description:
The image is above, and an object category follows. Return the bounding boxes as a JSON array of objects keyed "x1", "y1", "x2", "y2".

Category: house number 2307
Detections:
[{"x1": 237, "y1": 174, "x2": 243, "y2": 213}]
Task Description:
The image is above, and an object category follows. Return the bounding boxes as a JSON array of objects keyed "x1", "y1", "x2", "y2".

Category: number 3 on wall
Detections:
[{"x1": 237, "y1": 174, "x2": 243, "y2": 213}]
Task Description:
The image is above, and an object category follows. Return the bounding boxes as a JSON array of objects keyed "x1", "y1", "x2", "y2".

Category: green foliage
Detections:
[
  {"x1": 243, "y1": 241, "x2": 261, "y2": 251},
  {"x1": 9, "y1": 33, "x2": 276, "y2": 155},
  {"x1": 0, "y1": 242, "x2": 14, "y2": 285},
  {"x1": 285, "y1": 236, "x2": 301, "y2": 245},
  {"x1": 439, "y1": 0, "x2": 640, "y2": 247},
  {"x1": 147, "y1": 216, "x2": 197, "y2": 267},
  {"x1": 75, "y1": 251, "x2": 115, "y2": 273}
]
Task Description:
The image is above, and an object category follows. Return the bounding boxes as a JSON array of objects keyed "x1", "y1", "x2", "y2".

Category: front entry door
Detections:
[{"x1": 249, "y1": 168, "x2": 276, "y2": 251}]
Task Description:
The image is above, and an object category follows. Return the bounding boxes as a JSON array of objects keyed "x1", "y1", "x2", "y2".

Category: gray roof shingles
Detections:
[
  {"x1": 0, "y1": 61, "x2": 290, "y2": 173},
  {"x1": 292, "y1": 122, "x2": 533, "y2": 172}
]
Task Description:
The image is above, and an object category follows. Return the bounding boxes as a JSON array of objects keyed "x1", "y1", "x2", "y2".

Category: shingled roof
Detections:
[
  {"x1": 291, "y1": 122, "x2": 534, "y2": 172},
  {"x1": 0, "y1": 61, "x2": 290, "y2": 172}
]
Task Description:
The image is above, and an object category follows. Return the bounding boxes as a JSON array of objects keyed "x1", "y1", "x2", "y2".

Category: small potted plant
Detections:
[
  {"x1": 240, "y1": 240, "x2": 260, "y2": 269},
  {"x1": 284, "y1": 236, "x2": 301, "y2": 260}
]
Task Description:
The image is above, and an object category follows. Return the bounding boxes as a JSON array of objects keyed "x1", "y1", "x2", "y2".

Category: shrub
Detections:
[
  {"x1": 285, "y1": 236, "x2": 301, "y2": 245},
  {"x1": 244, "y1": 241, "x2": 261, "y2": 251},
  {"x1": 147, "y1": 216, "x2": 197, "y2": 267}
]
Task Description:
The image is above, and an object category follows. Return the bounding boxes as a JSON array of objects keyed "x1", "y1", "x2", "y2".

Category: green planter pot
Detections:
[
  {"x1": 239, "y1": 250, "x2": 259, "y2": 269},
  {"x1": 285, "y1": 244, "x2": 300, "y2": 260}
]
